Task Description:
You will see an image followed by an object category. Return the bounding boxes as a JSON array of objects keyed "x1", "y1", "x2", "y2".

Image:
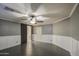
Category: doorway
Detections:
[{"x1": 21, "y1": 24, "x2": 27, "y2": 44}]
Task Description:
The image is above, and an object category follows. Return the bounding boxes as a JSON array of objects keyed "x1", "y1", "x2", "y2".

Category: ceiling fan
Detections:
[
  {"x1": 0, "y1": 3, "x2": 50, "y2": 24},
  {"x1": 19, "y1": 13, "x2": 49, "y2": 24}
]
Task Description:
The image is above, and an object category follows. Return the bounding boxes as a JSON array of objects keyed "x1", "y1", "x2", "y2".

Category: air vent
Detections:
[{"x1": 4, "y1": 6, "x2": 22, "y2": 14}]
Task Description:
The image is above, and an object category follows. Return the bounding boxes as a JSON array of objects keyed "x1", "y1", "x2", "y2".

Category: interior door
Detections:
[{"x1": 21, "y1": 24, "x2": 27, "y2": 44}]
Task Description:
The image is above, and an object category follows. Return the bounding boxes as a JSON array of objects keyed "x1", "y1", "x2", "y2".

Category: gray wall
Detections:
[
  {"x1": 53, "y1": 19, "x2": 71, "y2": 36},
  {"x1": 42, "y1": 24, "x2": 53, "y2": 34},
  {"x1": 71, "y1": 5, "x2": 79, "y2": 40},
  {"x1": 53, "y1": 5, "x2": 79, "y2": 41},
  {"x1": 0, "y1": 19, "x2": 21, "y2": 36}
]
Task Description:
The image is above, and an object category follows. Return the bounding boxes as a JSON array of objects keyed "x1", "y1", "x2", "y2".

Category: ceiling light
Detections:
[
  {"x1": 30, "y1": 18, "x2": 36, "y2": 24},
  {"x1": 36, "y1": 16, "x2": 43, "y2": 20},
  {"x1": 36, "y1": 16, "x2": 49, "y2": 21}
]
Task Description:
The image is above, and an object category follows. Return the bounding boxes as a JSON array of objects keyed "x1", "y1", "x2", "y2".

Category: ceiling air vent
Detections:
[{"x1": 4, "y1": 6, "x2": 22, "y2": 14}]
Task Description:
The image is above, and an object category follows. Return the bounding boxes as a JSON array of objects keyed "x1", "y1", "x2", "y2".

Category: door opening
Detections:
[{"x1": 21, "y1": 24, "x2": 27, "y2": 44}]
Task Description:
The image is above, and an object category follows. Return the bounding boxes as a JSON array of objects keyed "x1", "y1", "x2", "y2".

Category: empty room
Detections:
[{"x1": 0, "y1": 3, "x2": 79, "y2": 56}]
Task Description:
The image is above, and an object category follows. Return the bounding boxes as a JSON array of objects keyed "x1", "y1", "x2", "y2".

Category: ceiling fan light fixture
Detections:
[
  {"x1": 36, "y1": 16, "x2": 43, "y2": 20},
  {"x1": 30, "y1": 18, "x2": 36, "y2": 24}
]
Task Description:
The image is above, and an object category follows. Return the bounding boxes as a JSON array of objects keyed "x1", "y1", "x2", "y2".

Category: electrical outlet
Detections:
[{"x1": 16, "y1": 41, "x2": 18, "y2": 43}]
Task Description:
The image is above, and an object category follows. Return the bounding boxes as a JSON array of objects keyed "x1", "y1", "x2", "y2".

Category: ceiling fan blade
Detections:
[
  {"x1": 16, "y1": 3, "x2": 33, "y2": 19},
  {"x1": 24, "y1": 3, "x2": 33, "y2": 15},
  {"x1": 32, "y1": 4, "x2": 47, "y2": 16},
  {"x1": 33, "y1": 4, "x2": 61, "y2": 16},
  {"x1": 31, "y1": 3, "x2": 41, "y2": 13},
  {"x1": 36, "y1": 16, "x2": 50, "y2": 21}
]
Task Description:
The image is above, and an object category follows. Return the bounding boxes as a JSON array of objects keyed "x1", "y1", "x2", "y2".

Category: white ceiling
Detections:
[{"x1": 0, "y1": 3, "x2": 75, "y2": 25}]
